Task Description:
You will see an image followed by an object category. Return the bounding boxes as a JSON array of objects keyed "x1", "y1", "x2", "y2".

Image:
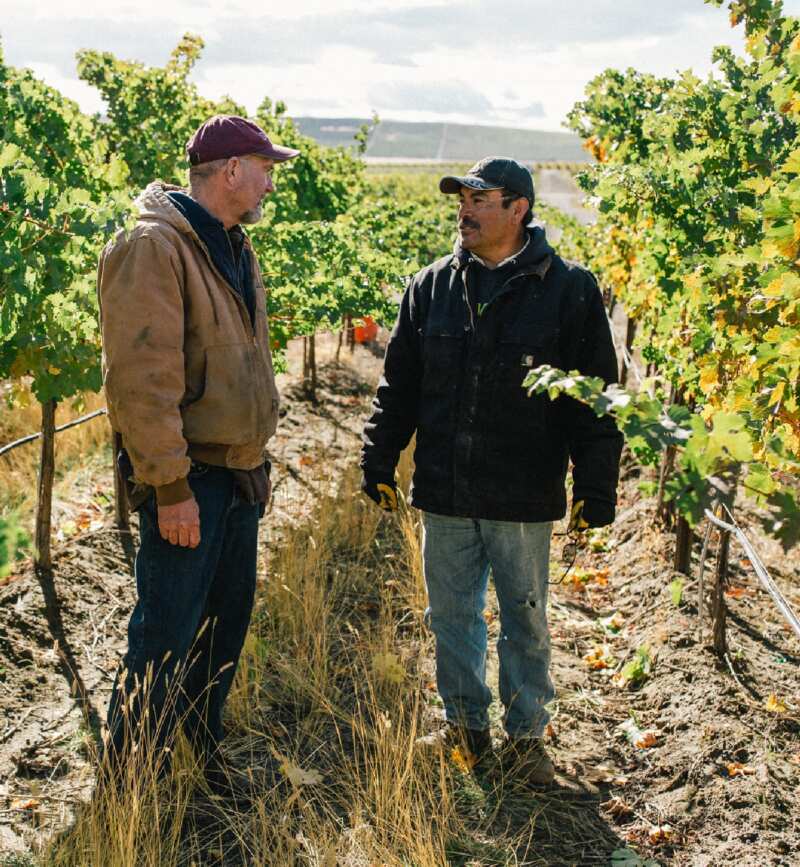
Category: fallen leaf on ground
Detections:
[
  {"x1": 602, "y1": 796, "x2": 633, "y2": 817},
  {"x1": 279, "y1": 760, "x2": 323, "y2": 787},
  {"x1": 583, "y1": 644, "x2": 616, "y2": 670},
  {"x1": 299, "y1": 455, "x2": 314, "y2": 467},
  {"x1": 765, "y1": 694, "x2": 787, "y2": 714},
  {"x1": 634, "y1": 730, "x2": 658, "y2": 749},
  {"x1": 544, "y1": 723, "x2": 556, "y2": 740},
  {"x1": 568, "y1": 567, "x2": 610, "y2": 592},
  {"x1": 726, "y1": 762, "x2": 755, "y2": 778},
  {"x1": 618, "y1": 718, "x2": 659, "y2": 749},
  {"x1": 10, "y1": 798, "x2": 40, "y2": 811},
  {"x1": 594, "y1": 764, "x2": 630, "y2": 786},
  {"x1": 725, "y1": 586, "x2": 750, "y2": 599},
  {"x1": 648, "y1": 824, "x2": 674, "y2": 844},
  {"x1": 600, "y1": 611, "x2": 625, "y2": 634},
  {"x1": 613, "y1": 645, "x2": 652, "y2": 688}
]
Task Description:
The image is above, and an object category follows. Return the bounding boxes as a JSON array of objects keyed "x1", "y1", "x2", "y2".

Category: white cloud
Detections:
[{"x1": 5, "y1": 0, "x2": 800, "y2": 132}]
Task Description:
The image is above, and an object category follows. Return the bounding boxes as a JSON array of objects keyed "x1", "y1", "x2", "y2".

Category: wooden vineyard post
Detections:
[
  {"x1": 674, "y1": 516, "x2": 692, "y2": 575},
  {"x1": 302, "y1": 334, "x2": 318, "y2": 402},
  {"x1": 656, "y1": 444, "x2": 676, "y2": 525},
  {"x1": 347, "y1": 315, "x2": 356, "y2": 353},
  {"x1": 112, "y1": 429, "x2": 130, "y2": 531},
  {"x1": 34, "y1": 399, "x2": 57, "y2": 572},
  {"x1": 619, "y1": 317, "x2": 637, "y2": 388},
  {"x1": 308, "y1": 333, "x2": 317, "y2": 401},
  {"x1": 335, "y1": 328, "x2": 344, "y2": 363}
]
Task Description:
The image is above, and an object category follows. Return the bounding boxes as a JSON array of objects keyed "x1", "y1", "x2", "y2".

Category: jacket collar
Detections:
[{"x1": 450, "y1": 225, "x2": 553, "y2": 280}]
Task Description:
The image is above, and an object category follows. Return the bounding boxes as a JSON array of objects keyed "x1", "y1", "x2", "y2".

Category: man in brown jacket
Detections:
[{"x1": 98, "y1": 115, "x2": 298, "y2": 794}]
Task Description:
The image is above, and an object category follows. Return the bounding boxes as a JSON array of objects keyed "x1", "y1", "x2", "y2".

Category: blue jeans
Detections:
[
  {"x1": 106, "y1": 465, "x2": 259, "y2": 764},
  {"x1": 421, "y1": 512, "x2": 555, "y2": 738}
]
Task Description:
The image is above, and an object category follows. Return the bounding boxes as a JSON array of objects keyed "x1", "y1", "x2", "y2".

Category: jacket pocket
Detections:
[
  {"x1": 491, "y1": 341, "x2": 548, "y2": 433},
  {"x1": 182, "y1": 343, "x2": 265, "y2": 445}
]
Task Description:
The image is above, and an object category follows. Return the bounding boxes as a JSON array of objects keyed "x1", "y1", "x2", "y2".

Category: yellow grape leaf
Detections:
[
  {"x1": 48, "y1": 365, "x2": 61, "y2": 375},
  {"x1": 726, "y1": 762, "x2": 755, "y2": 778},
  {"x1": 699, "y1": 366, "x2": 719, "y2": 393},
  {"x1": 280, "y1": 760, "x2": 323, "y2": 787},
  {"x1": 372, "y1": 651, "x2": 405, "y2": 685},
  {"x1": 742, "y1": 175, "x2": 774, "y2": 194},
  {"x1": 765, "y1": 694, "x2": 787, "y2": 714}
]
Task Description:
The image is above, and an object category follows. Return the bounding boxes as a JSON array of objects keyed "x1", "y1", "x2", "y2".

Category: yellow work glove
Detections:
[
  {"x1": 361, "y1": 475, "x2": 398, "y2": 512},
  {"x1": 567, "y1": 499, "x2": 590, "y2": 533}
]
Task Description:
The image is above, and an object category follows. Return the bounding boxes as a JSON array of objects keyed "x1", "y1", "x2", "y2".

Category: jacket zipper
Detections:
[
  {"x1": 462, "y1": 264, "x2": 476, "y2": 332},
  {"x1": 191, "y1": 229, "x2": 257, "y2": 340}
]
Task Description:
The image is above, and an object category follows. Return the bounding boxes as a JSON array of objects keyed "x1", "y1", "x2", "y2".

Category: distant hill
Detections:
[{"x1": 291, "y1": 117, "x2": 589, "y2": 164}]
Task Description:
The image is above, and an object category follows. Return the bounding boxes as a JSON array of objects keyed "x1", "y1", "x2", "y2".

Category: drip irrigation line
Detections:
[
  {"x1": 704, "y1": 506, "x2": 800, "y2": 642},
  {"x1": 605, "y1": 308, "x2": 643, "y2": 386},
  {"x1": 0, "y1": 408, "x2": 108, "y2": 458}
]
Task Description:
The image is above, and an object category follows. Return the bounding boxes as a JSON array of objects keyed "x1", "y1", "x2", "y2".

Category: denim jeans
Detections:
[
  {"x1": 421, "y1": 512, "x2": 555, "y2": 737},
  {"x1": 106, "y1": 465, "x2": 259, "y2": 764}
]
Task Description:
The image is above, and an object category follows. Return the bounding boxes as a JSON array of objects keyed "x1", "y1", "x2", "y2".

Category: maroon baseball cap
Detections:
[{"x1": 186, "y1": 115, "x2": 300, "y2": 166}]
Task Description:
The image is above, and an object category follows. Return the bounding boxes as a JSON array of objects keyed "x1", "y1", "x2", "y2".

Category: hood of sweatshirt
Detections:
[{"x1": 452, "y1": 224, "x2": 554, "y2": 278}]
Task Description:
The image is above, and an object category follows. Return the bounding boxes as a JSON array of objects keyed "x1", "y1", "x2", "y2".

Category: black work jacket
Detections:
[{"x1": 361, "y1": 226, "x2": 623, "y2": 523}]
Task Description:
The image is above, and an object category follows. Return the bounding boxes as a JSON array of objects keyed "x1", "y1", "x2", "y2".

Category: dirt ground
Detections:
[{"x1": 1, "y1": 330, "x2": 799, "y2": 865}]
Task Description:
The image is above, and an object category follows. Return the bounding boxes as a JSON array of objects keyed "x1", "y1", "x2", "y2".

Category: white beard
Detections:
[{"x1": 240, "y1": 203, "x2": 263, "y2": 225}]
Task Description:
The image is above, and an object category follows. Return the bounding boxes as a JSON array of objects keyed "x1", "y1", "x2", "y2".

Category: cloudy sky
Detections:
[{"x1": 3, "y1": 0, "x2": 800, "y2": 131}]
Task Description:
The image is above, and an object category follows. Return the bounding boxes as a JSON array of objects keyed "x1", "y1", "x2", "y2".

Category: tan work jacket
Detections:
[{"x1": 98, "y1": 183, "x2": 280, "y2": 504}]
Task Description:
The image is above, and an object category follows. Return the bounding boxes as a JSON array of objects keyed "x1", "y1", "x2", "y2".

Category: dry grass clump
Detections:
[
  {"x1": 0, "y1": 387, "x2": 111, "y2": 531},
  {"x1": 43, "y1": 452, "x2": 470, "y2": 866}
]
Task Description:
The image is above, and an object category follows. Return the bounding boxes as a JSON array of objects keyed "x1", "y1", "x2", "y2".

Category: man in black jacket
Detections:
[{"x1": 361, "y1": 157, "x2": 623, "y2": 785}]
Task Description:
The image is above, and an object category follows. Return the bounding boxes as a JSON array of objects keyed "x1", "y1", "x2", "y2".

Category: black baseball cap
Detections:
[{"x1": 439, "y1": 156, "x2": 534, "y2": 206}]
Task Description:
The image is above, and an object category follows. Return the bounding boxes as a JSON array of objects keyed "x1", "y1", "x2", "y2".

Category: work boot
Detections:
[
  {"x1": 202, "y1": 751, "x2": 251, "y2": 806},
  {"x1": 498, "y1": 736, "x2": 555, "y2": 786},
  {"x1": 416, "y1": 723, "x2": 492, "y2": 770}
]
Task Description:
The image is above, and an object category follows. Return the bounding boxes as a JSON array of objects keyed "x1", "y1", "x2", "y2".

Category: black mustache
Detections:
[{"x1": 459, "y1": 220, "x2": 480, "y2": 230}]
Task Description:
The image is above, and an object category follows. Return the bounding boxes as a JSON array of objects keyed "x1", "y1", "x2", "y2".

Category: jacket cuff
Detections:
[
  {"x1": 156, "y1": 476, "x2": 193, "y2": 506},
  {"x1": 362, "y1": 468, "x2": 395, "y2": 486},
  {"x1": 577, "y1": 497, "x2": 615, "y2": 528}
]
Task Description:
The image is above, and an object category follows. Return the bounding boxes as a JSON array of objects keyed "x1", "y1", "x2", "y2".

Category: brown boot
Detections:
[
  {"x1": 416, "y1": 723, "x2": 492, "y2": 770},
  {"x1": 498, "y1": 736, "x2": 555, "y2": 786}
]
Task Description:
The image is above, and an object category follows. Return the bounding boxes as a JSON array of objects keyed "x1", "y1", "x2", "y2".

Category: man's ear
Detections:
[{"x1": 224, "y1": 156, "x2": 242, "y2": 186}]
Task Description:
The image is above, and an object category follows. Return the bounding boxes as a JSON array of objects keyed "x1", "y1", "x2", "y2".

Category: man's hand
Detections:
[
  {"x1": 158, "y1": 497, "x2": 201, "y2": 547},
  {"x1": 361, "y1": 474, "x2": 398, "y2": 512}
]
